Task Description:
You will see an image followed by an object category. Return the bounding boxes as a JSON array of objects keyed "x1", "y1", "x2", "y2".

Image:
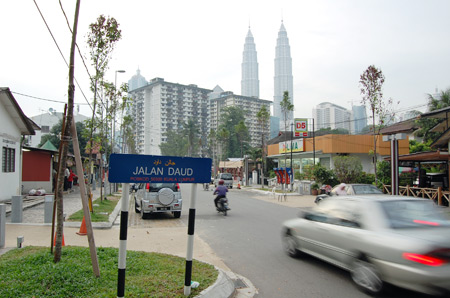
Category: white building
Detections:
[
  {"x1": 209, "y1": 91, "x2": 272, "y2": 148},
  {"x1": 27, "y1": 109, "x2": 89, "y2": 148},
  {"x1": 241, "y1": 27, "x2": 259, "y2": 98},
  {"x1": 0, "y1": 88, "x2": 36, "y2": 201},
  {"x1": 129, "y1": 78, "x2": 211, "y2": 155},
  {"x1": 313, "y1": 102, "x2": 351, "y2": 132}
]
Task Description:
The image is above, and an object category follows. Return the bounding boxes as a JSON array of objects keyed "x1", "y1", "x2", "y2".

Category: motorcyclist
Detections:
[{"x1": 213, "y1": 179, "x2": 228, "y2": 208}]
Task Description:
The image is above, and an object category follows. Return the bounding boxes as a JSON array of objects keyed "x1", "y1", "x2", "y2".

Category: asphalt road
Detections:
[
  {"x1": 177, "y1": 185, "x2": 432, "y2": 298},
  {"x1": 128, "y1": 184, "x2": 431, "y2": 298}
]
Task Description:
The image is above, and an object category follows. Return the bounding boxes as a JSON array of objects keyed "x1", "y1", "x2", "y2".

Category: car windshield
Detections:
[
  {"x1": 352, "y1": 185, "x2": 383, "y2": 194},
  {"x1": 380, "y1": 200, "x2": 450, "y2": 228}
]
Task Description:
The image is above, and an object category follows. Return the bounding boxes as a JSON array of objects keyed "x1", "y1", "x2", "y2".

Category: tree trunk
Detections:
[{"x1": 54, "y1": 0, "x2": 80, "y2": 263}]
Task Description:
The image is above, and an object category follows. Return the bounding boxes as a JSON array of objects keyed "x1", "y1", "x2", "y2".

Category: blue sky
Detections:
[{"x1": 2, "y1": 0, "x2": 449, "y2": 121}]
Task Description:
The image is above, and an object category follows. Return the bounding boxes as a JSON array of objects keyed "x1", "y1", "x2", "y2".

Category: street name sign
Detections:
[{"x1": 108, "y1": 153, "x2": 212, "y2": 183}]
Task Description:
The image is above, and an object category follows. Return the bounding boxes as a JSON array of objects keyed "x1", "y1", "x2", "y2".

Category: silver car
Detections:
[
  {"x1": 282, "y1": 196, "x2": 450, "y2": 296},
  {"x1": 134, "y1": 183, "x2": 182, "y2": 219}
]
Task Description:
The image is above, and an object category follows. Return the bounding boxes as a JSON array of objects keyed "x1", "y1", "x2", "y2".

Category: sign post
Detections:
[{"x1": 109, "y1": 154, "x2": 211, "y2": 297}]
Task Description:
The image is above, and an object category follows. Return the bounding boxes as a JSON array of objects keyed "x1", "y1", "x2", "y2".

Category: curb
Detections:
[{"x1": 196, "y1": 268, "x2": 235, "y2": 298}]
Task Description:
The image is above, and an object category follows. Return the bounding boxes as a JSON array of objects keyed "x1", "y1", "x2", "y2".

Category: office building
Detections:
[
  {"x1": 241, "y1": 27, "x2": 259, "y2": 98},
  {"x1": 313, "y1": 102, "x2": 351, "y2": 132},
  {"x1": 128, "y1": 68, "x2": 148, "y2": 92},
  {"x1": 351, "y1": 105, "x2": 367, "y2": 134},
  {"x1": 273, "y1": 21, "x2": 294, "y2": 129}
]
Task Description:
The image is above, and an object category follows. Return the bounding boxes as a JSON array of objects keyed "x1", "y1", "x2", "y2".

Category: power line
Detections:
[
  {"x1": 11, "y1": 91, "x2": 89, "y2": 105},
  {"x1": 33, "y1": 0, "x2": 93, "y2": 111}
]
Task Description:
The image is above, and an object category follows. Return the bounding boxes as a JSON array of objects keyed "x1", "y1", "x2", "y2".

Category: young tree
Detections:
[
  {"x1": 359, "y1": 65, "x2": 394, "y2": 184},
  {"x1": 54, "y1": 0, "x2": 80, "y2": 263},
  {"x1": 257, "y1": 105, "x2": 270, "y2": 186},
  {"x1": 39, "y1": 120, "x2": 88, "y2": 155},
  {"x1": 86, "y1": 15, "x2": 121, "y2": 195}
]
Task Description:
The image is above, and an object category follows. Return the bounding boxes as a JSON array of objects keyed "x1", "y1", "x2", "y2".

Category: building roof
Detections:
[
  {"x1": 40, "y1": 140, "x2": 58, "y2": 151},
  {"x1": 385, "y1": 150, "x2": 449, "y2": 162},
  {"x1": 0, "y1": 87, "x2": 36, "y2": 135},
  {"x1": 379, "y1": 118, "x2": 419, "y2": 135}
]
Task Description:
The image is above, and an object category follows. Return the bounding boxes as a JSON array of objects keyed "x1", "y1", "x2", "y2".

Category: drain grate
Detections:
[{"x1": 233, "y1": 278, "x2": 247, "y2": 289}]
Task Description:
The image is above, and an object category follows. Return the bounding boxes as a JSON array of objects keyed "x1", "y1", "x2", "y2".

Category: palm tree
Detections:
[
  {"x1": 257, "y1": 105, "x2": 270, "y2": 187},
  {"x1": 280, "y1": 91, "x2": 294, "y2": 190},
  {"x1": 427, "y1": 88, "x2": 450, "y2": 111},
  {"x1": 183, "y1": 118, "x2": 200, "y2": 157}
]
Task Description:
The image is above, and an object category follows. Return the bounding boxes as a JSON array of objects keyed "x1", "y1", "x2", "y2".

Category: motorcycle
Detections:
[{"x1": 216, "y1": 196, "x2": 230, "y2": 216}]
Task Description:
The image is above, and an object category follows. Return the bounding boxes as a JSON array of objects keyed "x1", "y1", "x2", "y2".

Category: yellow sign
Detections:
[{"x1": 279, "y1": 139, "x2": 304, "y2": 153}]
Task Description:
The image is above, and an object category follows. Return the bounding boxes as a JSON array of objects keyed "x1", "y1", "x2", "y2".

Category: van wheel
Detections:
[{"x1": 173, "y1": 211, "x2": 181, "y2": 218}]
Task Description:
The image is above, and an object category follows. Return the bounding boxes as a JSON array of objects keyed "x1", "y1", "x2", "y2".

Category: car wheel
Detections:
[
  {"x1": 140, "y1": 201, "x2": 147, "y2": 219},
  {"x1": 282, "y1": 229, "x2": 302, "y2": 258},
  {"x1": 173, "y1": 211, "x2": 181, "y2": 218},
  {"x1": 134, "y1": 200, "x2": 139, "y2": 213},
  {"x1": 350, "y1": 258, "x2": 384, "y2": 295}
]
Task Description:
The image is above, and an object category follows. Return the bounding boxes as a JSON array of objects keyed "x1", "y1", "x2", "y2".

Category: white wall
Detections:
[{"x1": 0, "y1": 103, "x2": 22, "y2": 201}]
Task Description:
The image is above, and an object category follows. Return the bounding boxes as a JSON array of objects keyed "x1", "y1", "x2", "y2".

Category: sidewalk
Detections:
[{"x1": 1, "y1": 185, "x2": 257, "y2": 298}]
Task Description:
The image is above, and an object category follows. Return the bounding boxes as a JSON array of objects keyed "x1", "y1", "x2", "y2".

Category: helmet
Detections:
[{"x1": 219, "y1": 180, "x2": 224, "y2": 185}]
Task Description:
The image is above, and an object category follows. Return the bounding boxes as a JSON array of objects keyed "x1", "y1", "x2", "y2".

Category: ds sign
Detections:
[{"x1": 108, "y1": 154, "x2": 212, "y2": 183}]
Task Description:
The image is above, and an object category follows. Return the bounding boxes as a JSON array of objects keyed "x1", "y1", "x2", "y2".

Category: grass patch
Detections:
[
  {"x1": 68, "y1": 195, "x2": 120, "y2": 222},
  {"x1": 0, "y1": 246, "x2": 217, "y2": 297}
]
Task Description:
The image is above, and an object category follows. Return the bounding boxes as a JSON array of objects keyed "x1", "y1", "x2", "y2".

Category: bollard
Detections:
[
  {"x1": 0, "y1": 204, "x2": 5, "y2": 248},
  {"x1": 17, "y1": 236, "x2": 24, "y2": 248},
  {"x1": 11, "y1": 195, "x2": 23, "y2": 223},
  {"x1": 44, "y1": 195, "x2": 54, "y2": 223}
]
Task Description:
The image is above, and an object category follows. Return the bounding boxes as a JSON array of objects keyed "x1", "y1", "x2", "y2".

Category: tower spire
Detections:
[
  {"x1": 241, "y1": 26, "x2": 259, "y2": 98},
  {"x1": 274, "y1": 20, "x2": 294, "y2": 128}
]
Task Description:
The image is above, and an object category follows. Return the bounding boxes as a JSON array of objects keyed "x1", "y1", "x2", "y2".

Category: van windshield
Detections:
[{"x1": 221, "y1": 173, "x2": 232, "y2": 180}]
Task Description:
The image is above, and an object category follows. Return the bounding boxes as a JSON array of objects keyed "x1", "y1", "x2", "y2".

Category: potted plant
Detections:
[{"x1": 311, "y1": 183, "x2": 320, "y2": 195}]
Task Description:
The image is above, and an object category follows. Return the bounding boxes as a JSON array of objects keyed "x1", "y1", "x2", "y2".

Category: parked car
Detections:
[
  {"x1": 214, "y1": 173, "x2": 233, "y2": 188},
  {"x1": 314, "y1": 183, "x2": 383, "y2": 204},
  {"x1": 134, "y1": 183, "x2": 182, "y2": 219},
  {"x1": 282, "y1": 196, "x2": 450, "y2": 296}
]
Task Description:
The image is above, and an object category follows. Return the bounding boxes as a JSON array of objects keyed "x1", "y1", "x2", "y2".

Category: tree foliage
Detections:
[
  {"x1": 217, "y1": 106, "x2": 248, "y2": 158},
  {"x1": 159, "y1": 118, "x2": 201, "y2": 157},
  {"x1": 39, "y1": 120, "x2": 88, "y2": 156},
  {"x1": 415, "y1": 88, "x2": 450, "y2": 143},
  {"x1": 359, "y1": 65, "x2": 395, "y2": 184},
  {"x1": 333, "y1": 156, "x2": 363, "y2": 183}
]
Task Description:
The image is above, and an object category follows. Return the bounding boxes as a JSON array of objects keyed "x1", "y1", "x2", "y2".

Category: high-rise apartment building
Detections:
[
  {"x1": 241, "y1": 27, "x2": 259, "y2": 98},
  {"x1": 351, "y1": 105, "x2": 367, "y2": 134},
  {"x1": 128, "y1": 78, "x2": 211, "y2": 155},
  {"x1": 129, "y1": 77, "x2": 272, "y2": 155},
  {"x1": 209, "y1": 91, "x2": 272, "y2": 148},
  {"x1": 273, "y1": 21, "x2": 294, "y2": 129},
  {"x1": 313, "y1": 102, "x2": 351, "y2": 132}
]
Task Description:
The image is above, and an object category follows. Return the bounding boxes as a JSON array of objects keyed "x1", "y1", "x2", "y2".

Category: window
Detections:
[
  {"x1": 2, "y1": 147, "x2": 15, "y2": 173},
  {"x1": 41, "y1": 125, "x2": 50, "y2": 133}
]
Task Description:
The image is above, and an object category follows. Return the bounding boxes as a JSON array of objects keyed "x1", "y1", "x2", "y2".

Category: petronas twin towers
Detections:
[{"x1": 241, "y1": 21, "x2": 294, "y2": 127}]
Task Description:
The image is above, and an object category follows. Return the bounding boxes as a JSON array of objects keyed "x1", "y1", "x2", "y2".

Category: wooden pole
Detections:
[{"x1": 71, "y1": 118, "x2": 100, "y2": 277}]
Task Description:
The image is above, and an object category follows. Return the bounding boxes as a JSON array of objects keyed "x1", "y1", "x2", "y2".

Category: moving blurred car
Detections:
[
  {"x1": 134, "y1": 183, "x2": 182, "y2": 219},
  {"x1": 314, "y1": 183, "x2": 383, "y2": 204},
  {"x1": 282, "y1": 196, "x2": 450, "y2": 296}
]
